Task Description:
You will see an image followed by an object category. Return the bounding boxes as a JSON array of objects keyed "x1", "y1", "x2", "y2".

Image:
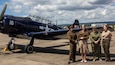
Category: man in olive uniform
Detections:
[
  {"x1": 89, "y1": 26, "x2": 102, "y2": 61},
  {"x1": 67, "y1": 26, "x2": 77, "y2": 64},
  {"x1": 101, "y1": 25, "x2": 112, "y2": 62}
]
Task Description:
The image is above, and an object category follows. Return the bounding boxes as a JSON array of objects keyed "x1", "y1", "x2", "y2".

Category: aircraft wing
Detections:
[
  {"x1": 24, "y1": 29, "x2": 69, "y2": 37},
  {"x1": 23, "y1": 26, "x2": 103, "y2": 39}
]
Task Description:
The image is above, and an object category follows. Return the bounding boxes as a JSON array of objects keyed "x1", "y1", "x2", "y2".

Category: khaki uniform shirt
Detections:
[
  {"x1": 67, "y1": 30, "x2": 77, "y2": 43},
  {"x1": 77, "y1": 30, "x2": 89, "y2": 41},
  {"x1": 101, "y1": 30, "x2": 112, "y2": 40}
]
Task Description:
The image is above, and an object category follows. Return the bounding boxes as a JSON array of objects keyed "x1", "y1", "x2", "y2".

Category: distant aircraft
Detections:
[{"x1": 0, "y1": 3, "x2": 112, "y2": 53}]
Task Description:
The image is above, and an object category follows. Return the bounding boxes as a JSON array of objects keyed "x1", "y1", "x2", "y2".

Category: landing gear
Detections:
[
  {"x1": 24, "y1": 36, "x2": 34, "y2": 54},
  {"x1": 25, "y1": 45, "x2": 34, "y2": 53},
  {"x1": 7, "y1": 37, "x2": 16, "y2": 51},
  {"x1": 6, "y1": 36, "x2": 35, "y2": 54},
  {"x1": 7, "y1": 42, "x2": 15, "y2": 51}
]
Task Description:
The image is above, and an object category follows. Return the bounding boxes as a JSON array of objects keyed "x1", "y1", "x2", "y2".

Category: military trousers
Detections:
[
  {"x1": 91, "y1": 42, "x2": 101, "y2": 58},
  {"x1": 102, "y1": 39, "x2": 110, "y2": 60},
  {"x1": 69, "y1": 42, "x2": 76, "y2": 61}
]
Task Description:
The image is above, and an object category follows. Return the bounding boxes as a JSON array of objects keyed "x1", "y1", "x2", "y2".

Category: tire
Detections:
[
  {"x1": 7, "y1": 42, "x2": 15, "y2": 51},
  {"x1": 25, "y1": 45, "x2": 34, "y2": 54}
]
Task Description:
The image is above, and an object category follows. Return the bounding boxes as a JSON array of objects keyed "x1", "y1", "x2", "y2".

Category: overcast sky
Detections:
[{"x1": 0, "y1": 0, "x2": 115, "y2": 24}]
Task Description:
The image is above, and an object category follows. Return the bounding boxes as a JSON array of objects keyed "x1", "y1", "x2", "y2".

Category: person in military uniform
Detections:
[
  {"x1": 101, "y1": 25, "x2": 112, "y2": 62},
  {"x1": 89, "y1": 26, "x2": 102, "y2": 61},
  {"x1": 67, "y1": 26, "x2": 77, "y2": 64},
  {"x1": 77, "y1": 24, "x2": 89, "y2": 62}
]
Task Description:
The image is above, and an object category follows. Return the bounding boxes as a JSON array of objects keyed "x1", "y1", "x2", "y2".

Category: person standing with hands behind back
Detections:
[
  {"x1": 77, "y1": 24, "x2": 89, "y2": 62},
  {"x1": 67, "y1": 26, "x2": 77, "y2": 64}
]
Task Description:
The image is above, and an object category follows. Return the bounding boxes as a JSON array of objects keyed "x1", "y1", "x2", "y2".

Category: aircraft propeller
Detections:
[{"x1": 0, "y1": 2, "x2": 8, "y2": 21}]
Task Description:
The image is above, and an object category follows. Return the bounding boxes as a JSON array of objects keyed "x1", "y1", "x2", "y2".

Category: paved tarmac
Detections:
[{"x1": 0, "y1": 32, "x2": 115, "y2": 65}]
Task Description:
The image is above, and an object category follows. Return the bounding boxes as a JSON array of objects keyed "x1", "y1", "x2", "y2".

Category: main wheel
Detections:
[
  {"x1": 25, "y1": 45, "x2": 34, "y2": 54},
  {"x1": 7, "y1": 42, "x2": 15, "y2": 51}
]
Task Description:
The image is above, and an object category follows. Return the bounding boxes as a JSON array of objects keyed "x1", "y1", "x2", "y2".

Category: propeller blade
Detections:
[{"x1": 0, "y1": 2, "x2": 8, "y2": 20}]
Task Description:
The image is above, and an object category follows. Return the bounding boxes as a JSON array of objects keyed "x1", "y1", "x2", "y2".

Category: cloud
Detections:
[
  {"x1": 6, "y1": 0, "x2": 115, "y2": 24},
  {"x1": 89, "y1": 0, "x2": 114, "y2": 4}
]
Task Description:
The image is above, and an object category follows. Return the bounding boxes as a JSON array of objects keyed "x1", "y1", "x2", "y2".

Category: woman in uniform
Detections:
[
  {"x1": 67, "y1": 26, "x2": 77, "y2": 64},
  {"x1": 101, "y1": 25, "x2": 112, "y2": 62},
  {"x1": 77, "y1": 24, "x2": 89, "y2": 62},
  {"x1": 89, "y1": 26, "x2": 102, "y2": 61}
]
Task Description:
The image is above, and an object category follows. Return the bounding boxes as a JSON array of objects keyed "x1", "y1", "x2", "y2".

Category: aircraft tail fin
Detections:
[{"x1": 73, "y1": 19, "x2": 80, "y2": 28}]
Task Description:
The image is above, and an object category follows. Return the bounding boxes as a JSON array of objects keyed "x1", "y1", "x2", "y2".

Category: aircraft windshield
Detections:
[{"x1": 28, "y1": 15, "x2": 52, "y2": 24}]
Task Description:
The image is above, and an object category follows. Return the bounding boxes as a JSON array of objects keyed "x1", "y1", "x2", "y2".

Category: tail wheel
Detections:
[
  {"x1": 25, "y1": 45, "x2": 34, "y2": 54},
  {"x1": 7, "y1": 42, "x2": 15, "y2": 51}
]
